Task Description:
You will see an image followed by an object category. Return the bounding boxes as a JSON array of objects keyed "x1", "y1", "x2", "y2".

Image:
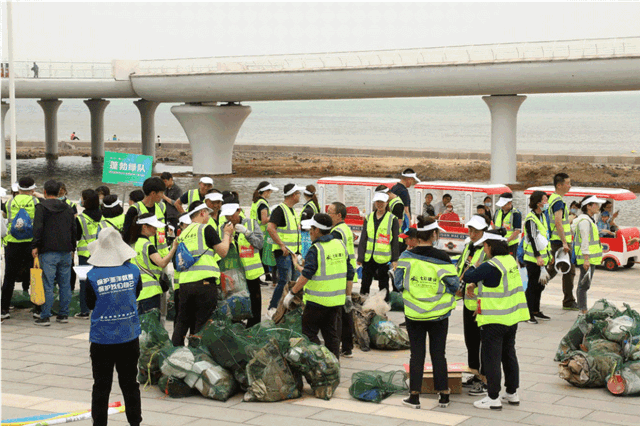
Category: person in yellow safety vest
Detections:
[
  {"x1": 328, "y1": 201, "x2": 359, "y2": 358},
  {"x1": 101, "y1": 195, "x2": 126, "y2": 232},
  {"x1": 393, "y1": 216, "x2": 460, "y2": 410},
  {"x1": 132, "y1": 213, "x2": 179, "y2": 314},
  {"x1": 493, "y1": 192, "x2": 522, "y2": 258},
  {"x1": 1, "y1": 177, "x2": 40, "y2": 320},
  {"x1": 544, "y1": 172, "x2": 578, "y2": 310},
  {"x1": 220, "y1": 199, "x2": 265, "y2": 327},
  {"x1": 455, "y1": 214, "x2": 491, "y2": 396},
  {"x1": 286, "y1": 213, "x2": 354, "y2": 359},
  {"x1": 75, "y1": 189, "x2": 108, "y2": 319},
  {"x1": 356, "y1": 192, "x2": 399, "y2": 297},
  {"x1": 250, "y1": 181, "x2": 278, "y2": 284},
  {"x1": 376, "y1": 185, "x2": 406, "y2": 251},
  {"x1": 122, "y1": 177, "x2": 167, "y2": 253},
  {"x1": 174, "y1": 176, "x2": 214, "y2": 214},
  {"x1": 462, "y1": 232, "x2": 530, "y2": 410},
  {"x1": 522, "y1": 191, "x2": 551, "y2": 325},
  {"x1": 171, "y1": 201, "x2": 234, "y2": 346},
  {"x1": 300, "y1": 185, "x2": 320, "y2": 258},
  {"x1": 266, "y1": 183, "x2": 304, "y2": 317},
  {"x1": 57, "y1": 182, "x2": 78, "y2": 215},
  {"x1": 172, "y1": 213, "x2": 192, "y2": 332},
  {"x1": 204, "y1": 191, "x2": 223, "y2": 229},
  {"x1": 572, "y1": 195, "x2": 606, "y2": 315}
]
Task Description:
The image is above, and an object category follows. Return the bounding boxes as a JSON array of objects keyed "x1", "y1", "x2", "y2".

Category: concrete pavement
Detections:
[{"x1": 3, "y1": 267, "x2": 640, "y2": 426}]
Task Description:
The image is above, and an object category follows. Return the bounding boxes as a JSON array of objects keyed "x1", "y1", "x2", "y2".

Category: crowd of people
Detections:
[{"x1": 0, "y1": 168, "x2": 612, "y2": 421}]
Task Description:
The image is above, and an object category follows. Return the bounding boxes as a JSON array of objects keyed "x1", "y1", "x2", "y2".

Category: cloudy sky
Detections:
[{"x1": 2, "y1": 2, "x2": 640, "y2": 62}]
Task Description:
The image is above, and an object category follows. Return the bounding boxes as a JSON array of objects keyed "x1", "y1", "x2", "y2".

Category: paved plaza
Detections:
[{"x1": 3, "y1": 268, "x2": 640, "y2": 426}]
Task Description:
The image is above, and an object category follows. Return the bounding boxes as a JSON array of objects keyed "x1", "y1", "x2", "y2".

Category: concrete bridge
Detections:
[{"x1": 2, "y1": 36, "x2": 640, "y2": 182}]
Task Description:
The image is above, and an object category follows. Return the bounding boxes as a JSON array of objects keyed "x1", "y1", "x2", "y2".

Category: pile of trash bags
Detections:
[
  {"x1": 139, "y1": 305, "x2": 341, "y2": 402},
  {"x1": 349, "y1": 370, "x2": 408, "y2": 403},
  {"x1": 217, "y1": 268, "x2": 252, "y2": 321},
  {"x1": 352, "y1": 290, "x2": 410, "y2": 351},
  {"x1": 556, "y1": 299, "x2": 640, "y2": 395}
]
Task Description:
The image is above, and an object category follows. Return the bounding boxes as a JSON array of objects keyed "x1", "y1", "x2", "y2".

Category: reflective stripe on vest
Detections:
[
  {"x1": 573, "y1": 217, "x2": 603, "y2": 266},
  {"x1": 186, "y1": 189, "x2": 203, "y2": 209},
  {"x1": 303, "y1": 238, "x2": 348, "y2": 307},
  {"x1": 250, "y1": 198, "x2": 269, "y2": 233},
  {"x1": 476, "y1": 255, "x2": 530, "y2": 327},
  {"x1": 237, "y1": 218, "x2": 265, "y2": 280},
  {"x1": 495, "y1": 208, "x2": 520, "y2": 246},
  {"x1": 134, "y1": 237, "x2": 163, "y2": 301},
  {"x1": 134, "y1": 202, "x2": 168, "y2": 255},
  {"x1": 548, "y1": 193, "x2": 572, "y2": 244},
  {"x1": 77, "y1": 214, "x2": 108, "y2": 257},
  {"x1": 332, "y1": 222, "x2": 358, "y2": 283},
  {"x1": 5, "y1": 195, "x2": 38, "y2": 243},
  {"x1": 522, "y1": 211, "x2": 550, "y2": 265},
  {"x1": 104, "y1": 214, "x2": 125, "y2": 232},
  {"x1": 177, "y1": 223, "x2": 220, "y2": 283},
  {"x1": 273, "y1": 203, "x2": 300, "y2": 253},
  {"x1": 397, "y1": 257, "x2": 457, "y2": 321},
  {"x1": 389, "y1": 197, "x2": 405, "y2": 242},
  {"x1": 456, "y1": 242, "x2": 486, "y2": 311},
  {"x1": 364, "y1": 211, "x2": 394, "y2": 263}
]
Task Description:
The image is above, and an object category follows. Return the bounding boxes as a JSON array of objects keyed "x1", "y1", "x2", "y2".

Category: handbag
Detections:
[{"x1": 30, "y1": 258, "x2": 45, "y2": 306}]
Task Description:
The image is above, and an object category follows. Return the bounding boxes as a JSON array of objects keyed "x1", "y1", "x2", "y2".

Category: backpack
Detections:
[
  {"x1": 516, "y1": 237, "x2": 525, "y2": 265},
  {"x1": 10, "y1": 201, "x2": 34, "y2": 240},
  {"x1": 175, "y1": 242, "x2": 197, "y2": 272}
]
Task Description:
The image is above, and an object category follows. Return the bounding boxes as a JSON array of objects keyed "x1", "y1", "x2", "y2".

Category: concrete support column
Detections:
[
  {"x1": 37, "y1": 99, "x2": 63, "y2": 160},
  {"x1": 171, "y1": 103, "x2": 251, "y2": 175},
  {"x1": 1, "y1": 102, "x2": 8, "y2": 176},
  {"x1": 482, "y1": 95, "x2": 526, "y2": 184},
  {"x1": 134, "y1": 99, "x2": 160, "y2": 159},
  {"x1": 84, "y1": 98, "x2": 110, "y2": 162}
]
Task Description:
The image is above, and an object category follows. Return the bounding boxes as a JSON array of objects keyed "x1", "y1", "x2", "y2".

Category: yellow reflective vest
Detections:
[
  {"x1": 77, "y1": 213, "x2": 107, "y2": 258},
  {"x1": 236, "y1": 219, "x2": 265, "y2": 280},
  {"x1": 134, "y1": 236, "x2": 163, "y2": 301},
  {"x1": 103, "y1": 213, "x2": 125, "y2": 232},
  {"x1": 495, "y1": 208, "x2": 520, "y2": 247},
  {"x1": 332, "y1": 222, "x2": 358, "y2": 283},
  {"x1": 573, "y1": 217, "x2": 603, "y2": 266},
  {"x1": 272, "y1": 203, "x2": 300, "y2": 254},
  {"x1": 250, "y1": 198, "x2": 269, "y2": 233},
  {"x1": 548, "y1": 193, "x2": 572, "y2": 244},
  {"x1": 176, "y1": 223, "x2": 221, "y2": 284},
  {"x1": 303, "y1": 238, "x2": 348, "y2": 307},
  {"x1": 523, "y1": 211, "x2": 550, "y2": 265},
  {"x1": 364, "y1": 211, "x2": 394, "y2": 264},
  {"x1": 132, "y1": 202, "x2": 168, "y2": 256},
  {"x1": 456, "y1": 242, "x2": 487, "y2": 311}
]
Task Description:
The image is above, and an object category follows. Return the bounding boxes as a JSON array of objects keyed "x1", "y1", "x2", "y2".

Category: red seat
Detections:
[{"x1": 439, "y1": 212, "x2": 463, "y2": 228}]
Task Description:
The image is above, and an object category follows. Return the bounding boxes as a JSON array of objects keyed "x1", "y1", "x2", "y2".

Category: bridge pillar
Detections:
[
  {"x1": 1, "y1": 102, "x2": 8, "y2": 176},
  {"x1": 134, "y1": 99, "x2": 160, "y2": 160},
  {"x1": 84, "y1": 98, "x2": 110, "y2": 163},
  {"x1": 37, "y1": 99, "x2": 63, "y2": 160},
  {"x1": 171, "y1": 103, "x2": 251, "y2": 175},
  {"x1": 482, "y1": 95, "x2": 526, "y2": 184}
]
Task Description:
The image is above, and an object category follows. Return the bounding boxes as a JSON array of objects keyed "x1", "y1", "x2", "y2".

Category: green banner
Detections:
[{"x1": 102, "y1": 151, "x2": 153, "y2": 187}]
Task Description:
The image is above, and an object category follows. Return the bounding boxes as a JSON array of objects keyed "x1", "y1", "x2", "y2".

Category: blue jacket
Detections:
[{"x1": 87, "y1": 262, "x2": 142, "y2": 345}]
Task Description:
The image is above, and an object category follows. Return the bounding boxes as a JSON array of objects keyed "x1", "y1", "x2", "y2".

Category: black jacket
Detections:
[{"x1": 32, "y1": 198, "x2": 77, "y2": 253}]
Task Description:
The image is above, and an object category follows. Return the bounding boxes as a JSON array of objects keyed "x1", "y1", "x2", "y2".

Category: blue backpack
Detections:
[
  {"x1": 175, "y1": 242, "x2": 198, "y2": 272},
  {"x1": 10, "y1": 202, "x2": 34, "y2": 240}
]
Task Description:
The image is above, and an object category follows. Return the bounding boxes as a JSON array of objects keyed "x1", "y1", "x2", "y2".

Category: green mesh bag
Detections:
[
  {"x1": 349, "y1": 370, "x2": 408, "y2": 403},
  {"x1": 157, "y1": 375, "x2": 198, "y2": 398},
  {"x1": 167, "y1": 290, "x2": 176, "y2": 322},
  {"x1": 285, "y1": 337, "x2": 340, "y2": 400},
  {"x1": 555, "y1": 315, "x2": 591, "y2": 361},
  {"x1": 585, "y1": 299, "x2": 622, "y2": 323},
  {"x1": 368, "y1": 315, "x2": 410, "y2": 350},
  {"x1": 277, "y1": 307, "x2": 303, "y2": 334},
  {"x1": 159, "y1": 346, "x2": 197, "y2": 379},
  {"x1": 388, "y1": 292, "x2": 404, "y2": 312},
  {"x1": 184, "y1": 350, "x2": 239, "y2": 401},
  {"x1": 244, "y1": 338, "x2": 302, "y2": 402},
  {"x1": 138, "y1": 309, "x2": 172, "y2": 385},
  {"x1": 247, "y1": 320, "x2": 307, "y2": 354},
  {"x1": 559, "y1": 350, "x2": 624, "y2": 388}
]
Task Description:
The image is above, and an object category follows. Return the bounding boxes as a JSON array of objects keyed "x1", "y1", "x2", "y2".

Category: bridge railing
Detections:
[
  {"x1": 134, "y1": 36, "x2": 640, "y2": 75},
  {"x1": 0, "y1": 61, "x2": 112, "y2": 79}
]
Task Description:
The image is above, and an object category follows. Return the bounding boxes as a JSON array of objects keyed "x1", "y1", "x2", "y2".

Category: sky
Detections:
[{"x1": 1, "y1": 2, "x2": 640, "y2": 62}]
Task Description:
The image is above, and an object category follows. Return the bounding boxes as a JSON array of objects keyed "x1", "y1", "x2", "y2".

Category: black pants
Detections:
[
  {"x1": 302, "y1": 303, "x2": 342, "y2": 359},
  {"x1": 525, "y1": 261, "x2": 544, "y2": 316},
  {"x1": 481, "y1": 323, "x2": 519, "y2": 399},
  {"x1": 463, "y1": 306, "x2": 483, "y2": 374},
  {"x1": 360, "y1": 260, "x2": 390, "y2": 296},
  {"x1": 341, "y1": 308, "x2": 354, "y2": 352},
  {"x1": 508, "y1": 244, "x2": 518, "y2": 259},
  {"x1": 172, "y1": 278, "x2": 217, "y2": 346},
  {"x1": 1, "y1": 242, "x2": 32, "y2": 312},
  {"x1": 246, "y1": 277, "x2": 262, "y2": 328},
  {"x1": 406, "y1": 316, "x2": 449, "y2": 393},
  {"x1": 546, "y1": 240, "x2": 576, "y2": 307},
  {"x1": 137, "y1": 294, "x2": 161, "y2": 315},
  {"x1": 90, "y1": 338, "x2": 142, "y2": 426}
]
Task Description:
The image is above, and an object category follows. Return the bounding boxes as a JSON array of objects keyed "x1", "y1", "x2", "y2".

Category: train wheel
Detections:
[
  {"x1": 624, "y1": 258, "x2": 636, "y2": 269},
  {"x1": 604, "y1": 258, "x2": 618, "y2": 271}
]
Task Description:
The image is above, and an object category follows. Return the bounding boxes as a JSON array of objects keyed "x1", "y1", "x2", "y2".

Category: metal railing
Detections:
[
  {"x1": 0, "y1": 61, "x2": 112, "y2": 79},
  {"x1": 134, "y1": 36, "x2": 640, "y2": 76}
]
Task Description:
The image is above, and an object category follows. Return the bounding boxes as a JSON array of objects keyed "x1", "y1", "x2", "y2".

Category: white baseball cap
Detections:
[
  {"x1": 200, "y1": 177, "x2": 214, "y2": 185},
  {"x1": 136, "y1": 215, "x2": 166, "y2": 228},
  {"x1": 373, "y1": 193, "x2": 389, "y2": 203}
]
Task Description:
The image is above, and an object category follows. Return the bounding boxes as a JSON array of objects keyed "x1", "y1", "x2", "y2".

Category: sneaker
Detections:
[
  {"x1": 468, "y1": 382, "x2": 488, "y2": 396},
  {"x1": 56, "y1": 315, "x2": 69, "y2": 323},
  {"x1": 462, "y1": 375, "x2": 480, "y2": 388},
  {"x1": 341, "y1": 350, "x2": 353, "y2": 358},
  {"x1": 32, "y1": 312, "x2": 41, "y2": 319},
  {"x1": 265, "y1": 308, "x2": 276, "y2": 319},
  {"x1": 0, "y1": 311, "x2": 10, "y2": 320},
  {"x1": 473, "y1": 396, "x2": 502, "y2": 410},
  {"x1": 402, "y1": 394, "x2": 420, "y2": 409},
  {"x1": 534, "y1": 312, "x2": 551, "y2": 321},
  {"x1": 34, "y1": 317, "x2": 51, "y2": 326},
  {"x1": 500, "y1": 391, "x2": 520, "y2": 406},
  {"x1": 438, "y1": 393, "x2": 450, "y2": 408},
  {"x1": 563, "y1": 303, "x2": 579, "y2": 311},
  {"x1": 74, "y1": 312, "x2": 90, "y2": 319},
  {"x1": 526, "y1": 318, "x2": 538, "y2": 324}
]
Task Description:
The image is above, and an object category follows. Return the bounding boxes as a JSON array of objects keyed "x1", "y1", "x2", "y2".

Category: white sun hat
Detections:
[
  {"x1": 401, "y1": 170, "x2": 421, "y2": 183},
  {"x1": 103, "y1": 199, "x2": 122, "y2": 209},
  {"x1": 136, "y1": 215, "x2": 166, "y2": 228},
  {"x1": 87, "y1": 227, "x2": 137, "y2": 267},
  {"x1": 474, "y1": 232, "x2": 507, "y2": 246},
  {"x1": 283, "y1": 184, "x2": 305, "y2": 197},
  {"x1": 581, "y1": 195, "x2": 607, "y2": 207},
  {"x1": 417, "y1": 221, "x2": 446, "y2": 232},
  {"x1": 259, "y1": 183, "x2": 279, "y2": 192},
  {"x1": 189, "y1": 202, "x2": 213, "y2": 217},
  {"x1": 220, "y1": 203, "x2": 240, "y2": 216},
  {"x1": 200, "y1": 177, "x2": 214, "y2": 185},
  {"x1": 301, "y1": 217, "x2": 332, "y2": 231},
  {"x1": 373, "y1": 193, "x2": 389, "y2": 203},
  {"x1": 204, "y1": 192, "x2": 223, "y2": 202},
  {"x1": 178, "y1": 213, "x2": 192, "y2": 225},
  {"x1": 466, "y1": 215, "x2": 489, "y2": 230},
  {"x1": 495, "y1": 193, "x2": 514, "y2": 208}
]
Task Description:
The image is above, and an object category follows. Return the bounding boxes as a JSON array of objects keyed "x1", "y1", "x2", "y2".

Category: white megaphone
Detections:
[{"x1": 555, "y1": 248, "x2": 571, "y2": 274}]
